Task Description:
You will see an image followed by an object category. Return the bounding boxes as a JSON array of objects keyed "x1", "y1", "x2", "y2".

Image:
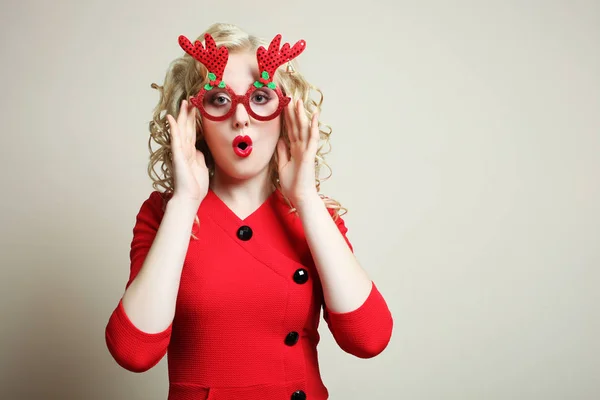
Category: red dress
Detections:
[{"x1": 105, "y1": 188, "x2": 393, "y2": 400}]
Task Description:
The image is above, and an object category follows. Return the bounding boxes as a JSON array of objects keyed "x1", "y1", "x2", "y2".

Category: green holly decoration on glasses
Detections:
[
  {"x1": 254, "y1": 71, "x2": 277, "y2": 89},
  {"x1": 205, "y1": 72, "x2": 226, "y2": 90}
]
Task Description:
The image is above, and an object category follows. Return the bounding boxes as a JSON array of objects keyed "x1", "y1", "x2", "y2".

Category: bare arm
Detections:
[
  {"x1": 120, "y1": 99, "x2": 208, "y2": 334},
  {"x1": 296, "y1": 194, "x2": 372, "y2": 313},
  {"x1": 105, "y1": 100, "x2": 207, "y2": 371},
  {"x1": 297, "y1": 194, "x2": 393, "y2": 358},
  {"x1": 121, "y1": 196, "x2": 199, "y2": 333}
]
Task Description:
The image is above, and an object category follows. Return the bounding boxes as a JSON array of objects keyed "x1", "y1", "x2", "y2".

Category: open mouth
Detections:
[{"x1": 232, "y1": 135, "x2": 253, "y2": 157}]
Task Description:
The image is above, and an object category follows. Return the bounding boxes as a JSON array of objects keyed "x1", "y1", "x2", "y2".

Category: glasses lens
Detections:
[
  {"x1": 201, "y1": 89, "x2": 232, "y2": 118},
  {"x1": 249, "y1": 87, "x2": 280, "y2": 118}
]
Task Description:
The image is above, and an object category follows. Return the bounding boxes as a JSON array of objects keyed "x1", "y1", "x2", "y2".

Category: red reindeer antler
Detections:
[
  {"x1": 178, "y1": 33, "x2": 228, "y2": 88},
  {"x1": 255, "y1": 34, "x2": 306, "y2": 88}
]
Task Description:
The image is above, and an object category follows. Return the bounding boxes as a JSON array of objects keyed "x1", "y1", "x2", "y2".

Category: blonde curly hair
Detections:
[{"x1": 146, "y1": 22, "x2": 346, "y2": 238}]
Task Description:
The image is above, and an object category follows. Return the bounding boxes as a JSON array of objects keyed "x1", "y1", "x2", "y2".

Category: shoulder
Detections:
[
  {"x1": 320, "y1": 194, "x2": 347, "y2": 221},
  {"x1": 136, "y1": 190, "x2": 171, "y2": 220},
  {"x1": 321, "y1": 193, "x2": 354, "y2": 251}
]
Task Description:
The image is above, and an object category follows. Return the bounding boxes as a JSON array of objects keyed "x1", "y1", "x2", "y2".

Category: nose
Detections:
[{"x1": 232, "y1": 103, "x2": 249, "y2": 129}]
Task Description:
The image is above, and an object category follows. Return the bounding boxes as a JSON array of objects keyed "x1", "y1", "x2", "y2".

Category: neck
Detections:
[{"x1": 210, "y1": 165, "x2": 275, "y2": 206}]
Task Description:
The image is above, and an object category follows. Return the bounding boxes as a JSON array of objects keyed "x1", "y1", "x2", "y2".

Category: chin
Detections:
[{"x1": 214, "y1": 152, "x2": 274, "y2": 181}]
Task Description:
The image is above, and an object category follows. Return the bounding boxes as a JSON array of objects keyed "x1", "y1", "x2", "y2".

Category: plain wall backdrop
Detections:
[{"x1": 1, "y1": 0, "x2": 598, "y2": 399}]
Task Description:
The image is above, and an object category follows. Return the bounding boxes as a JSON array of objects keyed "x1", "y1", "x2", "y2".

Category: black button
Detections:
[
  {"x1": 291, "y1": 390, "x2": 306, "y2": 400},
  {"x1": 285, "y1": 331, "x2": 299, "y2": 346},
  {"x1": 236, "y1": 225, "x2": 253, "y2": 241},
  {"x1": 293, "y1": 268, "x2": 309, "y2": 284}
]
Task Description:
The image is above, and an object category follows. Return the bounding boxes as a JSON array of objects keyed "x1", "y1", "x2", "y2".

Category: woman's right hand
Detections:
[{"x1": 166, "y1": 99, "x2": 209, "y2": 205}]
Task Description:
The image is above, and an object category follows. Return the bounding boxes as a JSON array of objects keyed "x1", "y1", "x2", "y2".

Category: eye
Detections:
[
  {"x1": 252, "y1": 91, "x2": 271, "y2": 104},
  {"x1": 212, "y1": 94, "x2": 230, "y2": 105}
]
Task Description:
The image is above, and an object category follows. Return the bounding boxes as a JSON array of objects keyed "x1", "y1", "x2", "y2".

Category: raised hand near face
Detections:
[
  {"x1": 166, "y1": 100, "x2": 210, "y2": 205},
  {"x1": 277, "y1": 98, "x2": 320, "y2": 206}
]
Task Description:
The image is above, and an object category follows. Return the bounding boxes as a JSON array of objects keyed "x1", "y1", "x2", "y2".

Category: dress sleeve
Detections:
[
  {"x1": 105, "y1": 191, "x2": 173, "y2": 372},
  {"x1": 322, "y1": 212, "x2": 394, "y2": 358},
  {"x1": 328, "y1": 207, "x2": 354, "y2": 252},
  {"x1": 323, "y1": 281, "x2": 393, "y2": 358}
]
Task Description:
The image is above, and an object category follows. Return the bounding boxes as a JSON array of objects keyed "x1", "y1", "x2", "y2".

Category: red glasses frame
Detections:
[{"x1": 190, "y1": 84, "x2": 291, "y2": 122}]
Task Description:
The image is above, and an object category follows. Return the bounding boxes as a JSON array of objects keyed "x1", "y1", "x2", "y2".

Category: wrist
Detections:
[
  {"x1": 294, "y1": 192, "x2": 324, "y2": 215},
  {"x1": 167, "y1": 195, "x2": 201, "y2": 217}
]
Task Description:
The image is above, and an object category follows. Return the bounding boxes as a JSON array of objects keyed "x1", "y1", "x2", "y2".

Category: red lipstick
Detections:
[{"x1": 232, "y1": 135, "x2": 253, "y2": 157}]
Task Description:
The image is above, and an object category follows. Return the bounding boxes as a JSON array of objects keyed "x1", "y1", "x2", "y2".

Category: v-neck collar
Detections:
[
  {"x1": 199, "y1": 186, "x2": 310, "y2": 283},
  {"x1": 204, "y1": 187, "x2": 281, "y2": 224}
]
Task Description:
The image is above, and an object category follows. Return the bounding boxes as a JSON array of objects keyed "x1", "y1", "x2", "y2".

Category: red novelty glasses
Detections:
[
  {"x1": 179, "y1": 33, "x2": 305, "y2": 122},
  {"x1": 190, "y1": 84, "x2": 290, "y2": 122}
]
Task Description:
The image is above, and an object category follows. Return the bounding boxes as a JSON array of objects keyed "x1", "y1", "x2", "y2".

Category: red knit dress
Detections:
[{"x1": 106, "y1": 188, "x2": 393, "y2": 400}]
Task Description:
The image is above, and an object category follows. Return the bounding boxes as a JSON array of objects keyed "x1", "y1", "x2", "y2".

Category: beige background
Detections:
[{"x1": 1, "y1": 0, "x2": 599, "y2": 399}]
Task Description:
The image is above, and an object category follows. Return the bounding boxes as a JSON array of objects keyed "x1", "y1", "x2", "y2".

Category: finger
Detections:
[
  {"x1": 186, "y1": 103, "x2": 196, "y2": 144},
  {"x1": 167, "y1": 114, "x2": 177, "y2": 143},
  {"x1": 306, "y1": 110, "x2": 320, "y2": 155},
  {"x1": 167, "y1": 114, "x2": 181, "y2": 156},
  {"x1": 296, "y1": 99, "x2": 309, "y2": 144},
  {"x1": 285, "y1": 100, "x2": 298, "y2": 143},
  {"x1": 177, "y1": 100, "x2": 189, "y2": 133}
]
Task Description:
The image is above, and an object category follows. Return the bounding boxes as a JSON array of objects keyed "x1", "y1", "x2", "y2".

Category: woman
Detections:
[{"x1": 105, "y1": 22, "x2": 393, "y2": 400}]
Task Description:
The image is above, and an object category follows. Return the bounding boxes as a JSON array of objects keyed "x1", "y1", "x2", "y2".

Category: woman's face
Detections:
[{"x1": 200, "y1": 51, "x2": 282, "y2": 182}]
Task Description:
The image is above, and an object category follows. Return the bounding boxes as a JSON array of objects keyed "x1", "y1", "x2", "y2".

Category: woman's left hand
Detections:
[{"x1": 277, "y1": 98, "x2": 320, "y2": 206}]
